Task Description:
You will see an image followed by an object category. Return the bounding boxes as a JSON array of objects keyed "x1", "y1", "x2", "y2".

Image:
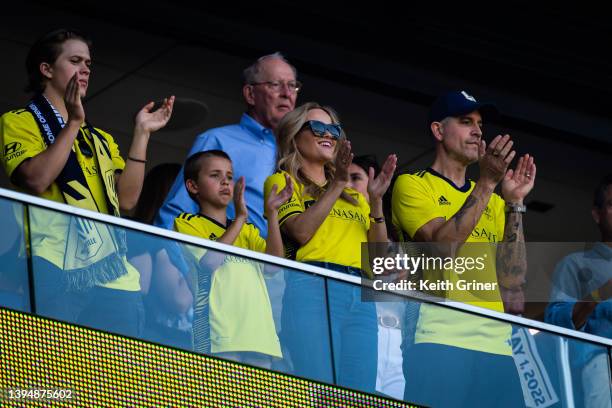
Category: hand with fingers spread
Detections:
[
  {"x1": 134, "y1": 95, "x2": 175, "y2": 135},
  {"x1": 265, "y1": 173, "x2": 294, "y2": 215},
  {"x1": 367, "y1": 154, "x2": 397, "y2": 201},
  {"x1": 479, "y1": 134, "x2": 516, "y2": 186},
  {"x1": 64, "y1": 73, "x2": 85, "y2": 125},
  {"x1": 333, "y1": 139, "x2": 353, "y2": 184},
  {"x1": 502, "y1": 154, "x2": 536, "y2": 203},
  {"x1": 233, "y1": 176, "x2": 248, "y2": 221}
]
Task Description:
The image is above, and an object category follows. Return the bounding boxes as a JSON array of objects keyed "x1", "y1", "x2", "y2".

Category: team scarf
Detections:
[{"x1": 26, "y1": 94, "x2": 128, "y2": 290}]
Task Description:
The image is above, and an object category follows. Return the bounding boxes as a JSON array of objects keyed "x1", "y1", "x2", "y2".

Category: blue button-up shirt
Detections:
[
  {"x1": 155, "y1": 114, "x2": 277, "y2": 237},
  {"x1": 545, "y1": 242, "x2": 612, "y2": 365}
]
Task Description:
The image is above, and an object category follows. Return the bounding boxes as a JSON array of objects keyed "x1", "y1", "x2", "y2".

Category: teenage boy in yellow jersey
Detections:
[
  {"x1": 0, "y1": 29, "x2": 174, "y2": 337},
  {"x1": 174, "y1": 150, "x2": 292, "y2": 368},
  {"x1": 392, "y1": 91, "x2": 536, "y2": 407}
]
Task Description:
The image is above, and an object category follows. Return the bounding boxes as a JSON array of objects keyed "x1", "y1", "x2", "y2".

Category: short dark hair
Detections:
[
  {"x1": 352, "y1": 154, "x2": 380, "y2": 177},
  {"x1": 25, "y1": 28, "x2": 92, "y2": 94},
  {"x1": 184, "y1": 150, "x2": 231, "y2": 184},
  {"x1": 593, "y1": 173, "x2": 612, "y2": 209}
]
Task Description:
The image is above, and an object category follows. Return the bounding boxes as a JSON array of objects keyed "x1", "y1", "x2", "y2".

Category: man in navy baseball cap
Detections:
[
  {"x1": 392, "y1": 89, "x2": 537, "y2": 406},
  {"x1": 428, "y1": 90, "x2": 498, "y2": 124}
]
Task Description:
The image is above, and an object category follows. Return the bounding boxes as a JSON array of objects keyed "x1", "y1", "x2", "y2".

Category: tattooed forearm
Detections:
[
  {"x1": 505, "y1": 229, "x2": 518, "y2": 243},
  {"x1": 497, "y1": 213, "x2": 526, "y2": 288},
  {"x1": 430, "y1": 183, "x2": 494, "y2": 243},
  {"x1": 510, "y1": 265, "x2": 523, "y2": 276}
]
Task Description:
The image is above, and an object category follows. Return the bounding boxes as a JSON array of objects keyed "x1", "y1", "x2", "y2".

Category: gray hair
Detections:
[{"x1": 242, "y1": 52, "x2": 297, "y2": 84}]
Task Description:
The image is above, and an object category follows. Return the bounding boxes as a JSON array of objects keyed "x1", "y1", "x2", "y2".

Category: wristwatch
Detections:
[{"x1": 505, "y1": 203, "x2": 527, "y2": 213}]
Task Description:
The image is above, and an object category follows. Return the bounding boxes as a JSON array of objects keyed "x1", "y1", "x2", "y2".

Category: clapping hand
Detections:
[
  {"x1": 233, "y1": 176, "x2": 248, "y2": 220},
  {"x1": 64, "y1": 73, "x2": 85, "y2": 124},
  {"x1": 367, "y1": 154, "x2": 397, "y2": 200},
  {"x1": 134, "y1": 96, "x2": 175, "y2": 135},
  {"x1": 479, "y1": 134, "x2": 516, "y2": 186},
  {"x1": 265, "y1": 173, "x2": 294, "y2": 214},
  {"x1": 502, "y1": 154, "x2": 536, "y2": 203},
  {"x1": 334, "y1": 139, "x2": 353, "y2": 183}
]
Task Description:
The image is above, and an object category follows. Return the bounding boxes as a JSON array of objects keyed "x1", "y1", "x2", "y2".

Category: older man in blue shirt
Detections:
[
  {"x1": 545, "y1": 174, "x2": 612, "y2": 408},
  {"x1": 155, "y1": 53, "x2": 299, "y2": 233}
]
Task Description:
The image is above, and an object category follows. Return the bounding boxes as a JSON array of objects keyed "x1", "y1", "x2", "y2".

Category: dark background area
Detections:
[{"x1": 1, "y1": 1, "x2": 610, "y2": 246}]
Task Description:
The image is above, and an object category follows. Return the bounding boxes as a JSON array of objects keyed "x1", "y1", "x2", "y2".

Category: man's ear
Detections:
[
  {"x1": 186, "y1": 179, "x2": 199, "y2": 196},
  {"x1": 40, "y1": 62, "x2": 53, "y2": 80},
  {"x1": 243, "y1": 84, "x2": 255, "y2": 106},
  {"x1": 431, "y1": 121, "x2": 444, "y2": 142}
]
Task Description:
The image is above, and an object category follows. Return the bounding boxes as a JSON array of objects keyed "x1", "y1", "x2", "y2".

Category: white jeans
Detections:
[{"x1": 376, "y1": 325, "x2": 404, "y2": 399}]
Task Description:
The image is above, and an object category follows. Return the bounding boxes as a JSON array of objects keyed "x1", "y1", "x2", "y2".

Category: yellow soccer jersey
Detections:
[
  {"x1": 264, "y1": 170, "x2": 370, "y2": 268},
  {"x1": 174, "y1": 213, "x2": 281, "y2": 357},
  {"x1": 0, "y1": 109, "x2": 139, "y2": 292},
  {"x1": 0, "y1": 109, "x2": 125, "y2": 211},
  {"x1": 392, "y1": 168, "x2": 511, "y2": 356}
]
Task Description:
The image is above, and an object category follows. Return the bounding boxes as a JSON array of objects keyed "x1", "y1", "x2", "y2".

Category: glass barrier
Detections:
[
  {"x1": 25, "y1": 204, "x2": 334, "y2": 379},
  {"x1": 28, "y1": 205, "x2": 146, "y2": 338},
  {"x1": 168, "y1": 231, "x2": 336, "y2": 378},
  {"x1": 3, "y1": 194, "x2": 610, "y2": 407},
  {"x1": 335, "y1": 283, "x2": 611, "y2": 407},
  {"x1": 126, "y1": 228, "x2": 193, "y2": 350},
  {"x1": 0, "y1": 197, "x2": 29, "y2": 312}
]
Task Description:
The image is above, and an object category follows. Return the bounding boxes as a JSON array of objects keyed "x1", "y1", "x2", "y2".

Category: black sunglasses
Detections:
[{"x1": 300, "y1": 120, "x2": 342, "y2": 139}]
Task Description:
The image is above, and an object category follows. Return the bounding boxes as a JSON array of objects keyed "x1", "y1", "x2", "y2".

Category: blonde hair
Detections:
[{"x1": 276, "y1": 102, "x2": 355, "y2": 202}]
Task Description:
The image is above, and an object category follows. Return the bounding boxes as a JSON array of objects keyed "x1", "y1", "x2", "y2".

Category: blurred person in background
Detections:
[
  {"x1": 546, "y1": 174, "x2": 612, "y2": 408},
  {"x1": 349, "y1": 154, "x2": 407, "y2": 399}
]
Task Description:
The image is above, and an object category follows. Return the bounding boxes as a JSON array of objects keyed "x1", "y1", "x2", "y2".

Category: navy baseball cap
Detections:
[{"x1": 428, "y1": 90, "x2": 498, "y2": 124}]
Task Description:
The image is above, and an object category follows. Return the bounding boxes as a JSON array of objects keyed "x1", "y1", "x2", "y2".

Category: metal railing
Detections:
[{"x1": 1, "y1": 186, "x2": 609, "y2": 348}]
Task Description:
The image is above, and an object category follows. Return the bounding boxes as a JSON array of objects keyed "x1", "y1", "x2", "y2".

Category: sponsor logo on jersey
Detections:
[
  {"x1": 438, "y1": 195, "x2": 451, "y2": 206},
  {"x1": 329, "y1": 207, "x2": 367, "y2": 225},
  {"x1": 470, "y1": 227, "x2": 498, "y2": 243},
  {"x1": 4, "y1": 142, "x2": 25, "y2": 161}
]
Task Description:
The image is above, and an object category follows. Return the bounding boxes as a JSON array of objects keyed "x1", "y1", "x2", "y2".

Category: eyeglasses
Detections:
[
  {"x1": 300, "y1": 120, "x2": 343, "y2": 140},
  {"x1": 250, "y1": 80, "x2": 302, "y2": 94}
]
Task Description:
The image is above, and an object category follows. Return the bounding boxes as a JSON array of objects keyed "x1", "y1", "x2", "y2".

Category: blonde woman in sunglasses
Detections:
[{"x1": 263, "y1": 102, "x2": 396, "y2": 393}]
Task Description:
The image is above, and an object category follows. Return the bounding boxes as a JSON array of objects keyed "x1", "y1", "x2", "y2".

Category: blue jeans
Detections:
[
  {"x1": 403, "y1": 343, "x2": 525, "y2": 407},
  {"x1": 280, "y1": 262, "x2": 378, "y2": 393}
]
